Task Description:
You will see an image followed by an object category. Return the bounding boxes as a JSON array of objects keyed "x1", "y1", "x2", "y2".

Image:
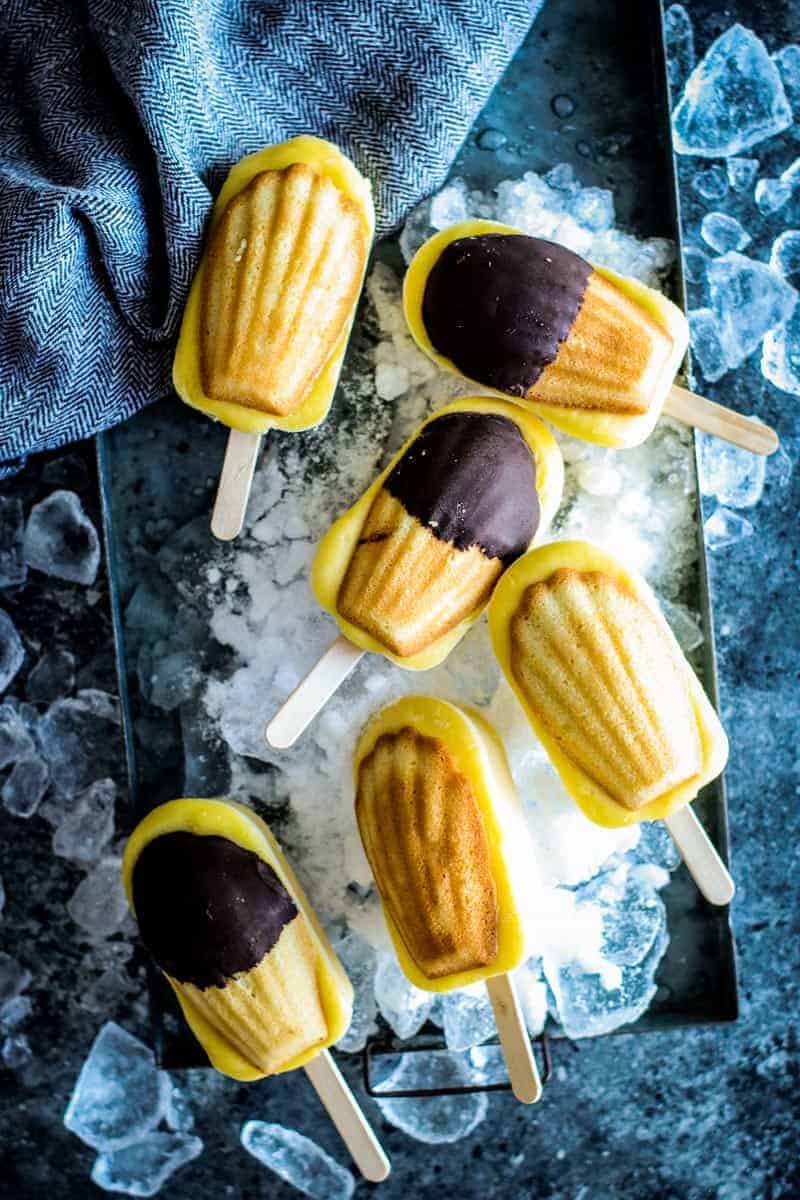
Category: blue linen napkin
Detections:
[{"x1": 0, "y1": 0, "x2": 543, "y2": 475}]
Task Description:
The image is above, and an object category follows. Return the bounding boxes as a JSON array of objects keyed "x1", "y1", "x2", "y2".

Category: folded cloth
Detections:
[{"x1": 0, "y1": 0, "x2": 543, "y2": 474}]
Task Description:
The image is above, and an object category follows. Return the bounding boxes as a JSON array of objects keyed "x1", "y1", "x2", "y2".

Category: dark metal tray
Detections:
[{"x1": 98, "y1": 0, "x2": 737, "y2": 1097}]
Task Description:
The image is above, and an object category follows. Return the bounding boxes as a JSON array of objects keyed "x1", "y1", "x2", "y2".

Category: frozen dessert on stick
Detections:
[
  {"x1": 122, "y1": 799, "x2": 389, "y2": 1181},
  {"x1": 265, "y1": 397, "x2": 563, "y2": 747},
  {"x1": 354, "y1": 696, "x2": 542, "y2": 1103},
  {"x1": 404, "y1": 222, "x2": 777, "y2": 456},
  {"x1": 173, "y1": 136, "x2": 374, "y2": 540},
  {"x1": 488, "y1": 540, "x2": 733, "y2": 905}
]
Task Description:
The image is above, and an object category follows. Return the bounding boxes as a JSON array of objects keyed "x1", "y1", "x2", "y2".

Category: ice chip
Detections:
[
  {"x1": 689, "y1": 308, "x2": 730, "y2": 383},
  {"x1": 665, "y1": 5, "x2": 695, "y2": 100},
  {"x1": 0, "y1": 609, "x2": 25, "y2": 693},
  {"x1": 583, "y1": 866, "x2": 667, "y2": 967},
  {"x1": 374, "y1": 953, "x2": 434, "y2": 1040},
  {"x1": 708, "y1": 253, "x2": 798, "y2": 369},
  {"x1": 673, "y1": 25, "x2": 792, "y2": 156},
  {"x1": 683, "y1": 246, "x2": 708, "y2": 285},
  {"x1": 91, "y1": 1133, "x2": 203, "y2": 1197},
  {"x1": 0, "y1": 994, "x2": 33, "y2": 1030},
  {"x1": 53, "y1": 779, "x2": 116, "y2": 863},
  {"x1": 690, "y1": 164, "x2": 728, "y2": 202},
  {"x1": 697, "y1": 431, "x2": 766, "y2": 508},
  {"x1": 571, "y1": 187, "x2": 615, "y2": 232},
  {"x1": 727, "y1": 157, "x2": 759, "y2": 192},
  {"x1": 0, "y1": 497, "x2": 26, "y2": 588},
  {"x1": 658, "y1": 598, "x2": 704, "y2": 653},
  {"x1": 429, "y1": 180, "x2": 470, "y2": 230},
  {"x1": 164, "y1": 1085, "x2": 195, "y2": 1133},
  {"x1": 544, "y1": 163, "x2": 580, "y2": 195},
  {"x1": 770, "y1": 230, "x2": 800, "y2": 282},
  {"x1": 704, "y1": 507, "x2": 755, "y2": 550},
  {"x1": 24, "y1": 490, "x2": 101, "y2": 586},
  {"x1": 513, "y1": 958, "x2": 548, "y2": 1037},
  {"x1": 375, "y1": 1053, "x2": 488, "y2": 1144},
  {"x1": 762, "y1": 308, "x2": 800, "y2": 396},
  {"x1": 773, "y1": 44, "x2": 800, "y2": 111},
  {"x1": 143, "y1": 651, "x2": 201, "y2": 712},
  {"x1": 241, "y1": 1122, "x2": 354, "y2": 1200},
  {"x1": 755, "y1": 177, "x2": 794, "y2": 215},
  {"x1": 2, "y1": 1033, "x2": 32, "y2": 1070},
  {"x1": 374, "y1": 362, "x2": 410, "y2": 402},
  {"x1": 2, "y1": 756, "x2": 49, "y2": 818},
  {"x1": 574, "y1": 460, "x2": 622, "y2": 497},
  {"x1": 0, "y1": 953, "x2": 32, "y2": 1004},
  {"x1": 38, "y1": 690, "x2": 122, "y2": 796},
  {"x1": 25, "y1": 647, "x2": 77, "y2": 703},
  {"x1": 399, "y1": 197, "x2": 434, "y2": 265},
  {"x1": 332, "y1": 931, "x2": 377, "y2": 1053},
  {"x1": 442, "y1": 988, "x2": 496, "y2": 1052},
  {"x1": 64, "y1": 1023, "x2": 170, "y2": 1151},
  {"x1": 700, "y1": 212, "x2": 751, "y2": 254},
  {"x1": 0, "y1": 702, "x2": 35, "y2": 768},
  {"x1": 631, "y1": 822, "x2": 683, "y2": 872},
  {"x1": 67, "y1": 857, "x2": 129, "y2": 941}
]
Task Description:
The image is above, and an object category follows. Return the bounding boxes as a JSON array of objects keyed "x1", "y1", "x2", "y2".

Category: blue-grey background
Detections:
[{"x1": 1, "y1": 1, "x2": 798, "y2": 1197}]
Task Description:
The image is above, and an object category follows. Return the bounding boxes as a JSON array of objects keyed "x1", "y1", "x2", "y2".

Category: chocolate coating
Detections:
[
  {"x1": 384, "y1": 410, "x2": 538, "y2": 564},
  {"x1": 421, "y1": 234, "x2": 592, "y2": 396},
  {"x1": 132, "y1": 832, "x2": 298, "y2": 990}
]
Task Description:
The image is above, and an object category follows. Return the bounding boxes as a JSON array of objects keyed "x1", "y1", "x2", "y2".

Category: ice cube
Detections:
[
  {"x1": 770, "y1": 230, "x2": 800, "y2": 282},
  {"x1": 2, "y1": 1033, "x2": 32, "y2": 1070},
  {"x1": 429, "y1": 180, "x2": 469, "y2": 230},
  {"x1": 0, "y1": 994, "x2": 33, "y2": 1030},
  {"x1": 673, "y1": 25, "x2": 792, "y2": 156},
  {"x1": 143, "y1": 651, "x2": 201, "y2": 712},
  {"x1": 91, "y1": 1133, "x2": 203, "y2": 1197},
  {"x1": 726, "y1": 156, "x2": 759, "y2": 192},
  {"x1": 64, "y1": 1023, "x2": 170, "y2": 1151},
  {"x1": 659, "y1": 598, "x2": 704, "y2": 653},
  {"x1": 513, "y1": 958, "x2": 548, "y2": 1037},
  {"x1": 689, "y1": 308, "x2": 729, "y2": 383},
  {"x1": 584, "y1": 866, "x2": 667, "y2": 967},
  {"x1": 571, "y1": 188, "x2": 615, "y2": 232},
  {"x1": 374, "y1": 362, "x2": 410, "y2": 402},
  {"x1": 0, "y1": 609, "x2": 25, "y2": 693},
  {"x1": 0, "y1": 702, "x2": 35, "y2": 768},
  {"x1": 53, "y1": 779, "x2": 116, "y2": 863},
  {"x1": 399, "y1": 198, "x2": 434, "y2": 265},
  {"x1": 332, "y1": 931, "x2": 377, "y2": 1053},
  {"x1": 25, "y1": 647, "x2": 77, "y2": 703},
  {"x1": 690, "y1": 165, "x2": 728, "y2": 201},
  {"x1": 441, "y1": 988, "x2": 496, "y2": 1052},
  {"x1": 164, "y1": 1084, "x2": 195, "y2": 1133},
  {"x1": 700, "y1": 212, "x2": 751, "y2": 254},
  {"x1": 38, "y1": 690, "x2": 122, "y2": 796},
  {"x1": 2, "y1": 756, "x2": 49, "y2": 818},
  {"x1": 772, "y1": 44, "x2": 800, "y2": 111},
  {"x1": 664, "y1": 5, "x2": 695, "y2": 100},
  {"x1": 241, "y1": 1122, "x2": 354, "y2": 1200},
  {"x1": 762, "y1": 308, "x2": 800, "y2": 395},
  {"x1": 24, "y1": 490, "x2": 101, "y2": 586},
  {"x1": 755, "y1": 177, "x2": 794, "y2": 215},
  {"x1": 375, "y1": 1053, "x2": 488, "y2": 1144},
  {"x1": 708, "y1": 253, "x2": 797, "y2": 369},
  {"x1": 67, "y1": 857, "x2": 129, "y2": 941},
  {"x1": 0, "y1": 497, "x2": 26, "y2": 588},
  {"x1": 697, "y1": 430, "x2": 766, "y2": 508},
  {"x1": 0, "y1": 952, "x2": 32, "y2": 1004},
  {"x1": 704, "y1": 507, "x2": 755, "y2": 550},
  {"x1": 631, "y1": 822, "x2": 683, "y2": 872},
  {"x1": 373, "y1": 953, "x2": 434, "y2": 1040},
  {"x1": 683, "y1": 246, "x2": 708, "y2": 284}
]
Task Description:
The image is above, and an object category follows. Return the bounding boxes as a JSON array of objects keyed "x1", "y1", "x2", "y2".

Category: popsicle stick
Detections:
[
  {"x1": 211, "y1": 429, "x2": 262, "y2": 541},
  {"x1": 304, "y1": 1049, "x2": 391, "y2": 1182},
  {"x1": 664, "y1": 805, "x2": 735, "y2": 906},
  {"x1": 266, "y1": 635, "x2": 364, "y2": 748},
  {"x1": 665, "y1": 385, "x2": 778, "y2": 456},
  {"x1": 486, "y1": 974, "x2": 542, "y2": 1105}
]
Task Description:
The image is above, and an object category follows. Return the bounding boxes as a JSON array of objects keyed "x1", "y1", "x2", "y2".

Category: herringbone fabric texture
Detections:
[{"x1": 0, "y1": 0, "x2": 542, "y2": 473}]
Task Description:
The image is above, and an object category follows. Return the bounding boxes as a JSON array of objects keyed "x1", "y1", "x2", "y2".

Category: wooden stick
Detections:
[
  {"x1": 265, "y1": 635, "x2": 365, "y2": 749},
  {"x1": 304, "y1": 1049, "x2": 391, "y2": 1182},
  {"x1": 486, "y1": 974, "x2": 542, "y2": 1105},
  {"x1": 664, "y1": 805, "x2": 735, "y2": 907},
  {"x1": 665, "y1": 385, "x2": 778, "y2": 456},
  {"x1": 211, "y1": 429, "x2": 262, "y2": 541}
]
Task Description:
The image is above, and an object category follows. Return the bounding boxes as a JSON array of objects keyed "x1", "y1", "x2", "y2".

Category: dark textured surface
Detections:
[
  {"x1": 132, "y1": 832, "x2": 297, "y2": 989},
  {"x1": 0, "y1": 2, "x2": 798, "y2": 1199},
  {"x1": 421, "y1": 234, "x2": 591, "y2": 396},
  {"x1": 384, "y1": 411, "x2": 538, "y2": 563}
]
